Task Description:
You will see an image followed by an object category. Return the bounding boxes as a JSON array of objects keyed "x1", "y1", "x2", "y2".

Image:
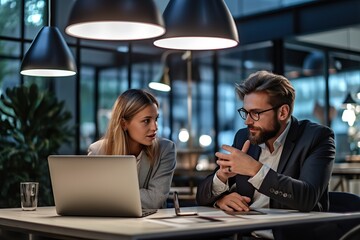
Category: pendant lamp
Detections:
[
  {"x1": 153, "y1": 0, "x2": 239, "y2": 50},
  {"x1": 20, "y1": 0, "x2": 76, "y2": 77},
  {"x1": 149, "y1": 66, "x2": 171, "y2": 92},
  {"x1": 65, "y1": 0, "x2": 165, "y2": 41},
  {"x1": 148, "y1": 50, "x2": 182, "y2": 92},
  {"x1": 342, "y1": 93, "x2": 356, "y2": 126},
  {"x1": 343, "y1": 93, "x2": 357, "y2": 106}
]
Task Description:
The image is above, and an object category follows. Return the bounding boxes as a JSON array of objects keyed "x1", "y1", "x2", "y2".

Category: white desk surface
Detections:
[{"x1": 0, "y1": 206, "x2": 359, "y2": 240}]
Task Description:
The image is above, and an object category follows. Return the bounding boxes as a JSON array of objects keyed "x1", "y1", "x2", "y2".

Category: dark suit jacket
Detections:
[{"x1": 196, "y1": 117, "x2": 336, "y2": 239}]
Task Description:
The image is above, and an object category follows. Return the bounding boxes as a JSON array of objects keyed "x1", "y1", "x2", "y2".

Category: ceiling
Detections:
[
  {"x1": 56, "y1": 1, "x2": 360, "y2": 68},
  {"x1": 296, "y1": 25, "x2": 360, "y2": 52}
]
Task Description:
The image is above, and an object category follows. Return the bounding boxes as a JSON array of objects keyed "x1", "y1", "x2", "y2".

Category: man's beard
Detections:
[{"x1": 247, "y1": 118, "x2": 281, "y2": 145}]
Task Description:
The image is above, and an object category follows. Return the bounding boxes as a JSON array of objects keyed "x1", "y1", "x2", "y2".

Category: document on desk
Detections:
[
  {"x1": 145, "y1": 216, "x2": 225, "y2": 228},
  {"x1": 200, "y1": 209, "x2": 257, "y2": 220},
  {"x1": 235, "y1": 208, "x2": 314, "y2": 219},
  {"x1": 145, "y1": 209, "x2": 313, "y2": 227},
  {"x1": 200, "y1": 208, "x2": 313, "y2": 220},
  {"x1": 145, "y1": 209, "x2": 254, "y2": 227}
]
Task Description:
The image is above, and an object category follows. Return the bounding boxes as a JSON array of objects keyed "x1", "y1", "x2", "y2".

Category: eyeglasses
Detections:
[{"x1": 237, "y1": 105, "x2": 282, "y2": 121}]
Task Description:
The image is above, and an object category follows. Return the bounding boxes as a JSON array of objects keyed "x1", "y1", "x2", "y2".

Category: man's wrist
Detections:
[
  {"x1": 216, "y1": 169, "x2": 228, "y2": 183},
  {"x1": 251, "y1": 162, "x2": 263, "y2": 177}
]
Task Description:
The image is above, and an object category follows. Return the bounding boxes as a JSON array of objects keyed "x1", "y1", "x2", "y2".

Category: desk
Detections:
[
  {"x1": 332, "y1": 163, "x2": 360, "y2": 192},
  {"x1": 0, "y1": 207, "x2": 360, "y2": 240}
]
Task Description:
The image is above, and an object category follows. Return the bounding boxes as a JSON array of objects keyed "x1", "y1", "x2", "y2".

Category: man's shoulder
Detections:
[
  {"x1": 295, "y1": 118, "x2": 333, "y2": 133},
  {"x1": 291, "y1": 118, "x2": 334, "y2": 142}
]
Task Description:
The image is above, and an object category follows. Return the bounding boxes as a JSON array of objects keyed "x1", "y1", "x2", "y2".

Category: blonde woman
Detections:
[{"x1": 88, "y1": 89, "x2": 176, "y2": 209}]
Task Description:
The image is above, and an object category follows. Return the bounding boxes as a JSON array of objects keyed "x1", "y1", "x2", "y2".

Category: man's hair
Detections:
[{"x1": 236, "y1": 70, "x2": 295, "y2": 115}]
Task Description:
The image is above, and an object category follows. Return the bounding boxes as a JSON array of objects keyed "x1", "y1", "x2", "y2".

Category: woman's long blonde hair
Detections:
[{"x1": 101, "y1": 89, "x2": 159, "y2": 166}]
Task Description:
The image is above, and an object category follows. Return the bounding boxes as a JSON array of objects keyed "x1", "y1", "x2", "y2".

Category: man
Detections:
[{"x1": 196, "y1": 71, "x2": 336, "y2": 240}]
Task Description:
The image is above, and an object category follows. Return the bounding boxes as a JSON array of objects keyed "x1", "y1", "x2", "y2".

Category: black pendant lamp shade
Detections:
[
  {"x1": 20, "y1": 26, "x2": 77, "y2": 77},
  {"x1": 149, "y1": 66, "x2": 171, "y2": 92},
  {"x1": 154, "y1": 0, "x2": 239, "y2": 50},
  {"x1": 343, "y1": 92, "x2": 357, "y2": 105},
  {"x1": 65, "y1": 0, "x2": 165, "y2": 40}
]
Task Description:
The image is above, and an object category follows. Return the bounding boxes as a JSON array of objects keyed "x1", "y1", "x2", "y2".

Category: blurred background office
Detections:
[{"x1": 0, "y1": 0, "x2": 359, "y2": 207}]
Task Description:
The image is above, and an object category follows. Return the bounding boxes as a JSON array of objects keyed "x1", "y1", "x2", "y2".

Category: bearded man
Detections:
[{"x1": 196, "y1": 70, "x2": 336, "y2": 240}]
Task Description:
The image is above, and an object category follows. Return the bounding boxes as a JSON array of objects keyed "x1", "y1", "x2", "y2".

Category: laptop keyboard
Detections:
[{"x1": 142, "y1": 209, "x2": 157, "y2": 217}]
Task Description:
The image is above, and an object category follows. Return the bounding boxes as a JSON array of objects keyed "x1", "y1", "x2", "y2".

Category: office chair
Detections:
[
  {"x1": 326, "y1": 191, "x2": 360, "y2": 240},
  {"x1": 339, "y1": 224, "x2": 360, "y2": 240},
  {"x1": 329, "y1": 191, "x2": 360, "y2": 212}
]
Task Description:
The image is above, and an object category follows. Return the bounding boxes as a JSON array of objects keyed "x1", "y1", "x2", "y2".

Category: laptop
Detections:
[{"x1": 48, "y1": 155, "x2": 157, "y2": 217}]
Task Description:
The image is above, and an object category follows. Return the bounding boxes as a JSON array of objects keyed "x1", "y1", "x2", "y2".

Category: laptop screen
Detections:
[{"x1": 48, "y1": 155, "x2": 146, "y2": 217}]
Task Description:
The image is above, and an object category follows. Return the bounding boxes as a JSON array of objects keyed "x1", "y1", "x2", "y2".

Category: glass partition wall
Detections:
[
  {"x1": 283, "y1": 42, "x2": 360, "y2": 161},
  {"x1": 1, "y1": 0, "x2": 360, "y2": 202},
  {"x1": 2, "y1": 33, "x2": 360, "y2": 160}
]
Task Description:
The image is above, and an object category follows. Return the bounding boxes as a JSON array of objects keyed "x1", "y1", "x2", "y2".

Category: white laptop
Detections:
[{"x1": 48, "y1": 155, "x2": 157, "y2": 217}]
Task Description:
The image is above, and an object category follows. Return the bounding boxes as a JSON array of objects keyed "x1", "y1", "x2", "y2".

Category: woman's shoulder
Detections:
[
  {"x1": 157, "y1": 138, "x2": 176, "y2": 154},
  {"x1": 157, "y1": 138, "x2": 175, "y2": 147},
  {"x1": 88, "y1": 139, "x2": 105, "y2": 155},
  {"x1": 155, "y1": 138, "x2": 176, "y2": 167}
]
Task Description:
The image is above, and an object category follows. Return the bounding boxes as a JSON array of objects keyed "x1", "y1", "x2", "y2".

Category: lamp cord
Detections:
[
  {"x1": 161, "y1": 50, "x2": 183, "y2": 65},
  {"x1": 186, "y1": 51, "x2": 193, "y2": 149},
  {"x1": 346, "y1": 29, "x2": 350, "y2": 91},
  {"x1": 48, "y1": 0, "x2": 51, "y2": 26}
]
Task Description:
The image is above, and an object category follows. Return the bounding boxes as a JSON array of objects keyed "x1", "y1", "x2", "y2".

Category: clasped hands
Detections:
[{"x1": 214, "y1": 140, "x2": 262, "y2": 212}]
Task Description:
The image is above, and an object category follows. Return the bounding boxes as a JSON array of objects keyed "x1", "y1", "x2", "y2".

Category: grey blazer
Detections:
[
  {"x1": 196, "y1": 117, "x2": 335, "y2": 211},
  {"x1": 88, "y1": 138, "x2": 176, "y2": 209}
]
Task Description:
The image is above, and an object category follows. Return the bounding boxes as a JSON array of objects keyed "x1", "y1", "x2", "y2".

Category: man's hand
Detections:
[
  {"x1": 215, "y1": 140, "x2": 252, "y2": 183},
  {"x1": 215, "y1": 192, "x2": 251, "y2": 212},
  {"x1": 215, "y1": 140, "x2": 262, "y2": 177},
  {"x1": 215, "y1": 166, "x2": 236, "y2": 183}
]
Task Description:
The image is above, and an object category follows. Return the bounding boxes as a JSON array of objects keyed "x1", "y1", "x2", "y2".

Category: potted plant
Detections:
[{"x1": 0, "y1": 84, "x2": 73, "y2": 207}]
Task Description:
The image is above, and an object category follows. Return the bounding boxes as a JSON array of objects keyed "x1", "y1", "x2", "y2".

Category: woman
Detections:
[{"x1": 88, "y1": 89, "x2": 176, "y2": 209}]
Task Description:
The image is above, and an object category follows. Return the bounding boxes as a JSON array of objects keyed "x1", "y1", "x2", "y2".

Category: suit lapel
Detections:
[
  {"x1": 277, "y1": 117, "x2": 298, "y2": 173},
  {"x1": 138, "y1": 153, "x2": 152, "y2": 188},
  {"x1": 248, "y1": 144, "x2": 261, "y2": 159}
]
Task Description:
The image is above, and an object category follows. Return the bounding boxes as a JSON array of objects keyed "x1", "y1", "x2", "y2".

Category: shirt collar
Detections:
[{"x1": 136, "y1": 150, "x2": 143, "y2": 162}]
